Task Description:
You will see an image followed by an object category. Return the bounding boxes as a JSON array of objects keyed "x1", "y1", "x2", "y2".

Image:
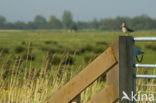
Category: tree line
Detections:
[{"x1": 0, "y1": 10, "x2": 156, "y2": 31}]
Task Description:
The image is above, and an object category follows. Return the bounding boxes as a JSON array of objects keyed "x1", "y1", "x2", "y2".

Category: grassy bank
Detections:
[{"x1": 0, "y1": 30, "x2": 156, "y2": 102}]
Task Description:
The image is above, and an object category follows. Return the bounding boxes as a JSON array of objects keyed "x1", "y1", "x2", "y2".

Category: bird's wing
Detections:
[{"x1": 127, "y1": 27, "x2": 134, "y2": 32}]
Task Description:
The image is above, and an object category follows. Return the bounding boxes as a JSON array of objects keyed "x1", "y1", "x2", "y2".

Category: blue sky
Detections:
[{"x1": 0, "y1": 0, "x2": 156, "y2": 22}]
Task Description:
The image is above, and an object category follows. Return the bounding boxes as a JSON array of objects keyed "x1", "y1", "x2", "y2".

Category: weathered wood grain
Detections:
[
  {"x1": 46, "y1": 47, "x2": 117, "y2": 103},
  {"x1": 87, "y1": 83, "x2": 118, "y2": 103}
]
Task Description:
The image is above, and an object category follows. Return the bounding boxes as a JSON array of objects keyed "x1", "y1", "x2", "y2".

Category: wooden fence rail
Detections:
[{"x1": 46, "y1": 36, "x2": 134, "y2": 103}]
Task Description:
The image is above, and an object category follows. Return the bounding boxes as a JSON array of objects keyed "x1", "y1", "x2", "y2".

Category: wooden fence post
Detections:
[
  {"x1": 119, "y1": 36, "x2": 134, "y2": 102},
  {"x1": 107, "y1": 36, "x2": 134, "y2": 102}
]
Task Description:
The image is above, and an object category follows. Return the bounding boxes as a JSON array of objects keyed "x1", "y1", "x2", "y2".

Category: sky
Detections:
[{"x1": 0, "y1": 0, "x2": 156, "y2": 22}]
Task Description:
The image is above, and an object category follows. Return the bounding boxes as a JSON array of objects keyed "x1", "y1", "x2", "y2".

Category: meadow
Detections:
[{"x1": 0, "y1": 30, "x2": 156, "y2": 103}]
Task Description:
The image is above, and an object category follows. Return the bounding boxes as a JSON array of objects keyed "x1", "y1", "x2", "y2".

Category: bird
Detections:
[{"x1": 121, "y1": 23, "x2": 134, "y2": 33}]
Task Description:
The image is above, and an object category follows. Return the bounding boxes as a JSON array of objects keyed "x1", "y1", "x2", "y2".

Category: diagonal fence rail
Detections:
[{"x1": 46, "y1": 47, "x2": 118, "y2": 103}]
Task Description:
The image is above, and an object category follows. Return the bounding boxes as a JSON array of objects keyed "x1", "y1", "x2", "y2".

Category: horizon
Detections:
[
  {"x1": 1, "y1": 13, "x2": 155, "y2": 23},
  {"x1": 0, "y1": 0, "x2": 156, "y2": 22}
]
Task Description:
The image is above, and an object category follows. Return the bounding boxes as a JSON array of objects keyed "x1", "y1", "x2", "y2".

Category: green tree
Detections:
[
  {"x1": 49, "y1": 15, "x2": 62, "y2": 29},
  {"x1": 0, "y1": 14, "x2": 7, "y2": 29},
  {"x1": 130, "y1": 15, "x2": 153, "y2": 30},
  {"x1": 62, "y1": 10, "x2": 73, "y2": 29},
  {"x1": 14, "y1": 21, "x2": 27, "y2": 29},
  {"x1": 99, "y1": 16, "x2": 130, "y2": 31},
  {"x1": 77, "y1": 21, "x2": 90, "y2": 29},
  {"x1": 34, "y1": 15, "x2": 47, "y2": 29},
  {"x1": 27, "y1": 21, "x2": 37, "y2": 29},
  {"x1": 91, "y1": 19, "x2": 99, "y2": 30},
  {"x1": 70, "y1": 23, "x2": 78, "y2": 31}
]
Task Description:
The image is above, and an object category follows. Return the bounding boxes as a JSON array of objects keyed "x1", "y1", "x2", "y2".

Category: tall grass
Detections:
[
  {"x1": 0, "y1": 44, "x2": 104, "y2": 103},
  {"x1": 136, "y1": 67, "x2": 156, "y2": 102},
  {"x1": 0, "y1": 30, "x2": 156, "y2": 103}
]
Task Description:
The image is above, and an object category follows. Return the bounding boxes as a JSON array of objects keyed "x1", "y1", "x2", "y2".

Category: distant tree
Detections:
[
  {"x1": 5, "y1": 22, "x2": 14, "y2": 29},
  {"x1": 0, "y1": 14, "x2": 7, "y2": 29},
  {"x1": 77, "y1": 21, "x2": 91, "y2": 29},
  {"x1": 34, "y1": 15, "x2": 46, "y2": 24},
  {"x1": 99, "y1": 16, "x2": 130, "y2": 31},
  {"x1": 91, "y1": 19, "x2": 99, "y2": 30},
  {"x1": 14, "y1": 21, "x2": 27, "y2": 29},
  {"x1": 49, "y1": 15, "x2": 62, "y2": 29},
  {"x1": 62, "y1": 10, "x2": 73, "y2": 29},
  {"x1": 27, "y1": 21, "x2": 37, "y2": 29},
  {"x1": 33, "y1": 15, "x2": 47, "y2": 29},
  {"x1": 99, "y1": 18, "x2": 115, "y2": 30},
  {"x1": 70, "y1": 23, "x2": 78, "y2": 31},
  {"x1": 129, "y1": 15, "x2": 154, "y2": 30},
  {"x1": 0, "y1": 13, "x2": 155, "y2": 30}
]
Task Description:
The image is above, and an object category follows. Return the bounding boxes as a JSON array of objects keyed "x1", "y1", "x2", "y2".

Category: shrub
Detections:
[
  {"x1": 93, "y1": 47, "x2": 105, "y2": 54},
  {"x1": 0, "y1": 48, "x2": 9, "y2": 54},
  {"x1": 78, "y1": 45, "x2": 93, "y2": 54},
  {"x1": 15, "y1": 46, "x2": 26, "y2": 53},
  {"x1": 84, "y1": 55, "x2": 92, "y2": 63},
  {"x1": 145, "y1": 44, "x2": 156, "y2": 51},
  {"x1": 51, "y1": 55, "x2": 61, "y2": 65},
  {"x1": 44, "y1": 41, "x2": 57, "y2": 45},
  {"x1": 23, "y1": 54, "x2": 35, "y2": 61},
  {"x1": 96, "y1": 41, "x2": 108, "y2": 45},
  {"x1": 21, "y1": 41, "x2": 26, "y2": 45},
  {"x1": 62, "y1": 55, "x2": 74, "y2": 65},
  {"x1": 40, "y1": 47, "x2": 64, "y2": 54}
]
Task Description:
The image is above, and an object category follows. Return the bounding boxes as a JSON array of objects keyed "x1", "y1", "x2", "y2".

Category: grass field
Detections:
[{"x1": 0, "y1": 30, "x2": 156, "y2": 103}]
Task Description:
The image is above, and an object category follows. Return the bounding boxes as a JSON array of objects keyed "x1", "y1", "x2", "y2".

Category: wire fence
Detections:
[
  {"x1": 136, "y1": 68, "x2": 156, "y2": 102},
  {"x1": 133, "y1": 37, "x2": 156, "y2": 103}
]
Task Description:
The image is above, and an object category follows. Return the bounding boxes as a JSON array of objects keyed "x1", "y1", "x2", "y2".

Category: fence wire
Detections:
[{"x1": 136, "y1": 68, "x2": 156, "y2": 102}]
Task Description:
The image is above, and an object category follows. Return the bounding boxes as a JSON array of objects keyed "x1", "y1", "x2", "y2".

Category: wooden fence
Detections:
[{"x1": 46, "y1": 36, "x2": 134, "y2": 103}]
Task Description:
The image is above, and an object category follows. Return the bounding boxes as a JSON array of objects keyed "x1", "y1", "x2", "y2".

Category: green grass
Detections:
[
  {"x1": 0, "y1": 30, "x2": 156, "y2": 64},
  {"x1": 0, "y1": 30, "x2": 156, "y2": 102}
]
